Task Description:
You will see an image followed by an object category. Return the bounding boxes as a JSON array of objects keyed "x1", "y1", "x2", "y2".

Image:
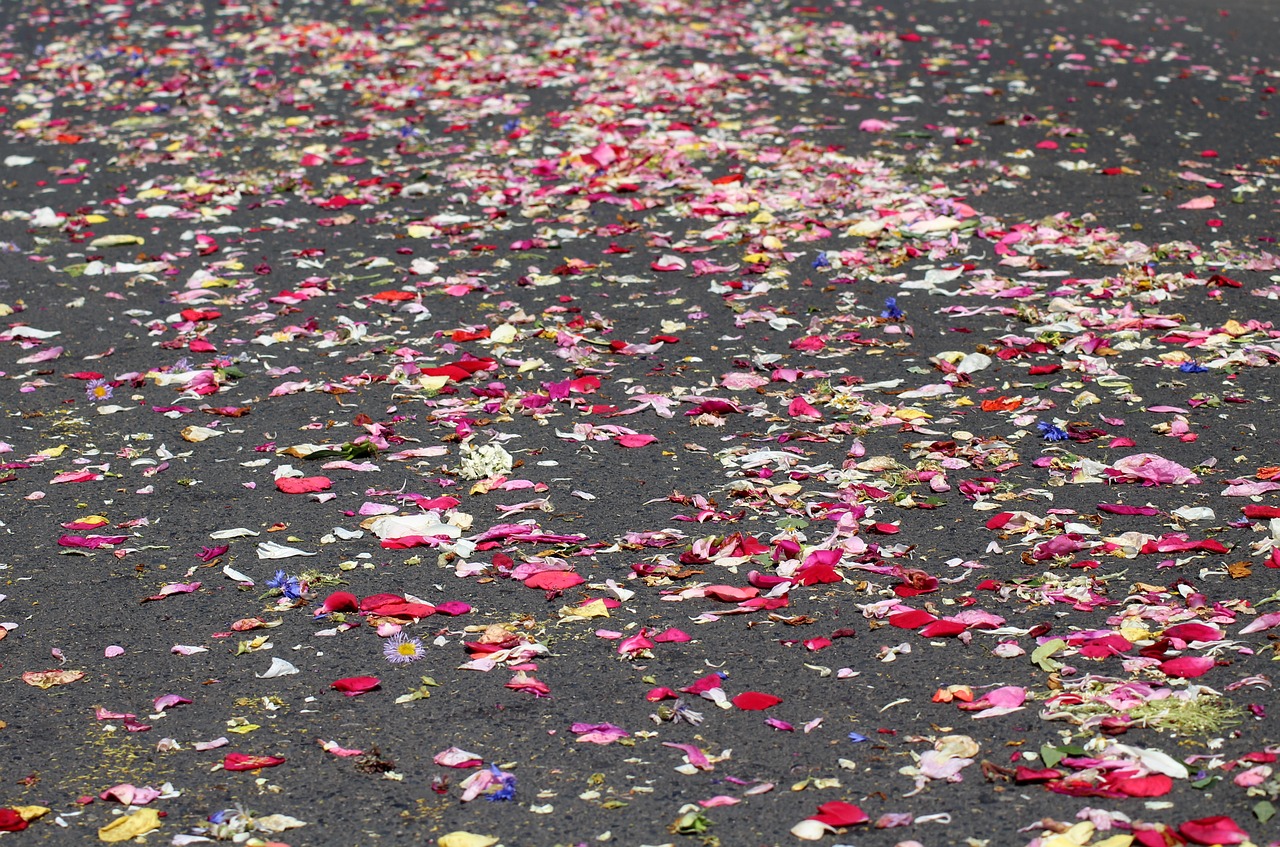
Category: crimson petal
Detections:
[
  {"x1": 331, "y1": 676, "x2": 381, "y2": 696},
  {"x1": 732, "y1": 691, "x2": 782, "y2": 711}
]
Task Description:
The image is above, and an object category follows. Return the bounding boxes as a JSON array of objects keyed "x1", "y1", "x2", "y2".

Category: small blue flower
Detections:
[
  {"x1": 1037, "y1": 421, "x2": 1069, "y2": 442},
  {"x1": 811, "y1": 252, "x2": 830, "y2": 269},
  {"x1": 266, "y1": 570, "x2": 302, "y2": 600},
  {"x1": 1179, "y1": 361, "x2": 1208, "y2": 373},
  {"x1": 487, "y1": 764, "x2": 517, "y2": 802},
  {"x1": 881, "y1": 297, "x2": 904, "y2": 320},
  {"x1": 501, "y1": 119, "x2": 520, "y2": 133}
]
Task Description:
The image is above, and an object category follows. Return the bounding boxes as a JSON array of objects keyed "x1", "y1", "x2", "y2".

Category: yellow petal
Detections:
[
  {"x1": 88, "y1": 234, "x2": 145, "y2": 248},
  {"x1": 845, "y1": 219, "x2": 885, "y2": 237},
  {"x1": 417, "y1": 374, "x2": 450, "y2": 392},
  {"x1": 13, "y1": 806, "x2": 50, "y2": 822},
  {"x1": 98, "y1": 808, "x2": 161, "y2": 842},
  {"x1": 489, "y1": 324, "x2": 518, "y2": 344},
  {"x1": 560, "y1": 599, "x2": 609, "y2": 619},
  {"x1": 437, "y1": 832, "x2": 499, "y2": 847}
]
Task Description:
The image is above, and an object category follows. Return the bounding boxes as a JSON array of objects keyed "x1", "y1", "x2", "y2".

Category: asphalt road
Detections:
[{"x1": 1, "y1": 1, "x2": 1279, "y2": 846}]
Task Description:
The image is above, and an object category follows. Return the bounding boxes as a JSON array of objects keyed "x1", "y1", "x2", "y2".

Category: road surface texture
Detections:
[{"x1": 1, "y1": 1, "x2": 1279, "y2": 846}]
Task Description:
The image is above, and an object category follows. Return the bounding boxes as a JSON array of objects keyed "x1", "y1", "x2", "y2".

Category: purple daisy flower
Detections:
[
  {"x1": 382, "y1": 633, "x2": 425, "y2": 664},
  {"x1": 86, "y1": 378, "x2": 113, "y2": 402}
]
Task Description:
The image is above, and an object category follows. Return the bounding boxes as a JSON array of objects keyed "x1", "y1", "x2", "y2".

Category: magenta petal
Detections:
[
  {"x1": 653, "y1": 627, "x2": 691, "y2": 643},
  {"x1": 617, "y1": 630, "x2": 654, "y2": 655},
  {"x1": 1179, "y1": 816, "x2": 1250, "y2": 846},
  {"x1": 680, "y1": 673, "x2": 724, "y2": 695},
  {"x1": 1160, "y1": 656, "x2": 1215, "y2": 678},
  {"x1": 812, "y1": 801, "x2": 868, "y2": 826},
  {"x1": 152, "y1": 694, "x2": 192, "y2": 712},
  {"x1": 1162, "y1": 622, "x2": 1222, "y2": 642},
  {"x1": 1240, "y1": 611, "x2": 1280, "y2": 634}
]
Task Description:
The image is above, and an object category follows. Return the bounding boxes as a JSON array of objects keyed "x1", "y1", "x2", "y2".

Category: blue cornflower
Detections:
[
  {"x1": 811, "y1": 252, "x2": 830, "y2": 269},
  {"x1": 1037, "y1": 420, "x2": 1070, "y2": 442},
  {"x1": 266, "y1": 570, "x2": 302, "y2": 600},
  {"x1": 487, "y1": 764, "x2": 517, "y2": 802},
  {"x1": 501, "y1": 119, "x2": 520, "y2": 133},
  {"x1": 881, "y1": 297, "x2": 904, "y2": 320},
  {"x1": 1179, "y1": 361, "x2": 1208, "y2": 373}
]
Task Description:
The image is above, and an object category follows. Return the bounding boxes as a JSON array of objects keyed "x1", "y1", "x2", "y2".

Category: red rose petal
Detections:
[
  {"x1": 1014, "y1": 767, "x2": 1062, "y2": 784},
  {"x1": 811, "y1": 801, "x2": 868, "y2": 826},
  {"x1": 653, "y1": 627, "x2": 691, "y2": 643},
  {"x1": 680, "y1": 673, "x2": 725, "y2": 695},
  {"x1": 275, "y1": 476, "x2": 332, "y2": 494},
  {"x1": 889, "y1": 609, "x2": 936, "y2": 629},
  {"x1": 1162, "y1": 623, "x2": 1222, "y2": 642},
  {"x1": 1179, "y1": 816, "x2": 1250, "y2": 846},
  {"x1": 360, "y1": 593, "x2": 405, "y2": 612},
  {"x1": 701, "y1": 585, "x2": 758, "y2": 602},
  {"x1": 0, "y1": 810, "x2": 28, "y2": 832},
  {"x1": 1113, "y1": 773, "x2": 1173, "y2": 797},
  {"x1": 331, "y1": 676, "x2": 381, "y2": 696},
  {"x1": 367, "y1": 601, "x2": 435, "y2": 618},
  {"x1": 732, "y1": 691, "x2": 782, "y2": 711},
  {"x1": 793, "y1": 563, "x2": 842, "y2": 586},
  {"x1": 919, "y1": 619, "x2": 968, "y2": 638},
  {"x1": 320, "y1": 591, "x2": 359, "y2": 613},
  {"x1": 523, "y1": 571, "x2": 584, "y2": 591}
]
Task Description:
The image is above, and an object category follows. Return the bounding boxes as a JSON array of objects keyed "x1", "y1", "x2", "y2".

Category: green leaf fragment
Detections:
[
  {"x1": 1031, "y1": 638, "x2": 1067, "y2": 672},
  {"x1": 671, "y1": 810, "x2": 711, "y2": 836}
]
